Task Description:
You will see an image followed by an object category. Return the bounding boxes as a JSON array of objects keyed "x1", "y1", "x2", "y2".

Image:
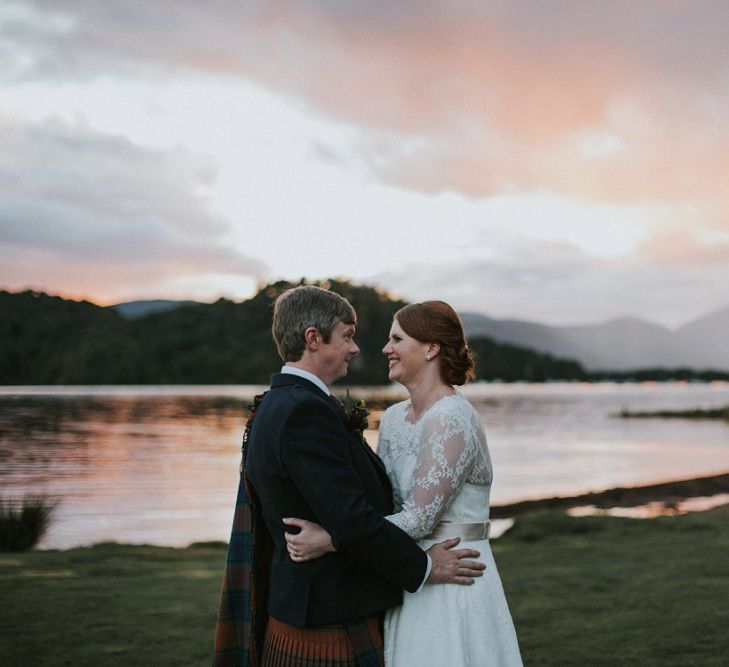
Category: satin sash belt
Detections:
[{"x1": 427, "y1": 520, "x2": 491, "y2": 542}]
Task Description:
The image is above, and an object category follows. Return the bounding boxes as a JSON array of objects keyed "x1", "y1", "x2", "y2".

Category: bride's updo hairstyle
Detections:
[{"x1": 394, "y1": 301, "x2": 476, "y2": 386}]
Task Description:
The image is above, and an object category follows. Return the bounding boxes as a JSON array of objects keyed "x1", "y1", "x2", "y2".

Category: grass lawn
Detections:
[
  {"x1": 495, "y1": 510, "x2": 729, "y2": 666},
  {"x1": 2, "y1": 511, "x2": 728, "y2": 666},
  {"x1": 0, "y1": 541, "x2": 226, "y2": 667}
]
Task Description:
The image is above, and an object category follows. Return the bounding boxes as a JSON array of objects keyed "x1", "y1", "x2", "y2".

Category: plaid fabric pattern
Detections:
[
  {"x1": 213, "y1": 394, "x2": 272, "y2": 667},
  {"x1": 261, "y1": 616, "x2": 384, "y2": 667}
]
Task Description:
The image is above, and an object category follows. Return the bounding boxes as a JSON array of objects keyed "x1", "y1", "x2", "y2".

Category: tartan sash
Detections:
[{"x1": 213, "y1": 393, "x2": 272, "y2": 667}]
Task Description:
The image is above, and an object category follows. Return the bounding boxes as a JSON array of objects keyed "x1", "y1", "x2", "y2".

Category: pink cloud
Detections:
[
  {"x1": 0, "y1": 119, "x2": 267, "y2": 301},
  {"x1": 10, "y1": 1, "x2": 726, "y2": 211}
]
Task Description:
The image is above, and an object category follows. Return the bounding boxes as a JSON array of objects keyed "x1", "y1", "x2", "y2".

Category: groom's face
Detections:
[{"x1": 318, "y1": 320, "x2": 359, "y2": 385}]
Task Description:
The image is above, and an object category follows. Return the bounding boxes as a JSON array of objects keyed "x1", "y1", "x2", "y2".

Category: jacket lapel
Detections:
[{"x1": 270, "y1": 373, "x2": 393, "y2": 499}]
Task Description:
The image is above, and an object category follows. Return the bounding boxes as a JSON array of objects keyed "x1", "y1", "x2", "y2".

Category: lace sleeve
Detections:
[
  {"x1": 386, "y1": 407, "x2": 478, "y2": 539},
  {"x1": 377, "y1": 409, "x2": 403, "y2": 510}
]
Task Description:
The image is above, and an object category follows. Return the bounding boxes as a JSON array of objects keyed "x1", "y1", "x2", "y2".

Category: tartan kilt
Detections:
[{"x1": 261, "y1": 616, "x2": 384, "y2": 667}]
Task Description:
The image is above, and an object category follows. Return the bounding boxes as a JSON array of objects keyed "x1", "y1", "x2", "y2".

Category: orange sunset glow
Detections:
[{"x1": 1, "y1": 1, "x2": 729, "y2": 327}]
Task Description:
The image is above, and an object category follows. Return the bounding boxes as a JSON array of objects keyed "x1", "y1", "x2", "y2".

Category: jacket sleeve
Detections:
[{"x1": 281, "y1": 397, "x2": 428, "y2": 593}]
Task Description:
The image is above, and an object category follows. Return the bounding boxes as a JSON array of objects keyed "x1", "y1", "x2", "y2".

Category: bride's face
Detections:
[{"x1": 382, "y1": 318, "x2": 430, "y2": 385}]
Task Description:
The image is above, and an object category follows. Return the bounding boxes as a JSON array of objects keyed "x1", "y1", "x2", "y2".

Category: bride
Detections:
[{"x1": 286, "y1": 301, "x2": 522, "y2": 666}]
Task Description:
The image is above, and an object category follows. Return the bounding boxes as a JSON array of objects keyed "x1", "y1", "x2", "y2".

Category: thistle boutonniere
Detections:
[{"x1": 342, "y1": 390, "x2": 369, "y2": 435}]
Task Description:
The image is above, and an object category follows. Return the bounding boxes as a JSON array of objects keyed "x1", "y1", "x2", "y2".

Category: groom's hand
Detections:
[{"x1": 425, "y1": 537, "x2": 486, "y2": 585}]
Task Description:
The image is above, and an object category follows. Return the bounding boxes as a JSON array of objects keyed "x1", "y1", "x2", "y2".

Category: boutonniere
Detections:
[{"x1": 342, "y1": 390, "x2": 369, "y2": 435}]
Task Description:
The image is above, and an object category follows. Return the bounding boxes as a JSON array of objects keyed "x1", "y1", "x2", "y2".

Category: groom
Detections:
[{"x1": 215, "y1": 285, "x2": 484, "y2": 666}]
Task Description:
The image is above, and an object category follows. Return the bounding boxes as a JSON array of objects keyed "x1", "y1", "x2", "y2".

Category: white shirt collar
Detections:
[{"x1": 281, "y1": 364, "x2": 331, "y2": 396}]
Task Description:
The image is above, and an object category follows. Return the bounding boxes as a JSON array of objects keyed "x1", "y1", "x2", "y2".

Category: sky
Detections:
[{"x1": 1, "y1": 1, "x2": 729, "y2": 328}]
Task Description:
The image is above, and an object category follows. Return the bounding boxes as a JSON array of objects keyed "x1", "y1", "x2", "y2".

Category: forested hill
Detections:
[{"x1": 1, "y1": 281, "x2": 587, "y2": 384}]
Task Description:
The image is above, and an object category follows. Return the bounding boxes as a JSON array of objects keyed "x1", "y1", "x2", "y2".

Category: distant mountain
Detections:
[
  {"x1": 4, "y1": 287, "x2": 726, "y2": 383},
  {"x1": 461, "y1": 308, "x2": 729, "y2": 371},
  {"x1": 0, "y1": 284, "x2": 589, "y2": 384},
  {"x1": 112, "y1": 299, "x2": 204, "y2": 319},
  {"x1": 673, "y1": 306, "x2": 729, "y2": 369}
]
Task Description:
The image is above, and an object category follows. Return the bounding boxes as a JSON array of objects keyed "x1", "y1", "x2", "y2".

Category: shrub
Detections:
[{"x1": 0, "y1": 496, "x2": 57, "y2": 551}]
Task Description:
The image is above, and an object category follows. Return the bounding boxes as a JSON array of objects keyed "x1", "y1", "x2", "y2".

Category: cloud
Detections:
[
  {"x1": 636, "y1": 229, "x2": 729, "y2": 267},
  {"x1": 370, "y1": 231, "x2": 729, "y2": 328},
  {"x1": 0, "y1": 119, "x2": 267, "y2": 300},
  {"x1": 4, "y1": 1, "x2": 728, "y2": 213},
  {"x1": 2, "y1": 1, "x2": 728, "y2": 321}
]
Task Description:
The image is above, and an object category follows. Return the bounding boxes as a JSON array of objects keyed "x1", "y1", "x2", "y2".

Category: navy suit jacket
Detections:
[{"x1": 245, "y1": 373, "x2": 428, "y2": 627}]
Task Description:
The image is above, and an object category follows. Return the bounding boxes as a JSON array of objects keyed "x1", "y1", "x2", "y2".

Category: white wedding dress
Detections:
[{"x1": 379, "y1": 393, "x2": 522, "y2": 667}]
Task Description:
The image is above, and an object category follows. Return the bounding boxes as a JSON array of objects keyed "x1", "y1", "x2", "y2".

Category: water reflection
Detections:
[
  {"x1": 0, "y1": 395, "x2": 248, "y2": 486},
  {"x1": 568, "y1": 493, "x2": 729, "y2": 519},
  {"x1": 1, "y1": 383, "x2": 728, "y2": 549},
  {"x1": 0, "y1": 393, "x2": 249, "y2": 549}
]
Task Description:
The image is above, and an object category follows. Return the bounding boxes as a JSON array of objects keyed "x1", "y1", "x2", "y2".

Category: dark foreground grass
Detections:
[
  {"x1": 495, "y1": 510, "x2": 729, "y2": 666},
  {"x1": 1, "y1": 513, "x2": 728, "y2": 666},
  {"x1": 0, "y1": 541, "x2": 226, "y2": 667}
]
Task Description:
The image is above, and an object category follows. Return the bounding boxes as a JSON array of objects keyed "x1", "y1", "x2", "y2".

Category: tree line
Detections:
[{"x1": 3, "y1": 281, "x2": 723, "y2": 385}]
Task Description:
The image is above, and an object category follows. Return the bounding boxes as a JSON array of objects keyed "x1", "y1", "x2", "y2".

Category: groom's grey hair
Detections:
[{"x1": 272, "y1": 285, "x2": 356, "y2": 362}]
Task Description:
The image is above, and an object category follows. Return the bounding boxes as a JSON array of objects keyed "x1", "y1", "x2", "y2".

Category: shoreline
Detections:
[
  {"x1": 490, "y1": 471, "x2": 729, "y2": 518},
  {"x1": 29, "y1": 471, "x2": 729, "y2": 552}
]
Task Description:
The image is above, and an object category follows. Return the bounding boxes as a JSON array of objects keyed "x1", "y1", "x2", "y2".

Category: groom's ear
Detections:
[{"x1": 303, "y1": 327, "x2": 321, "y2": 350}]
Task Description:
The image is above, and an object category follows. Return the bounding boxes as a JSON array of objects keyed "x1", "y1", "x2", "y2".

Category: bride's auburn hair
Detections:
[{"x1": 394, "y1": 301, "x2": 476, "y2": 386}]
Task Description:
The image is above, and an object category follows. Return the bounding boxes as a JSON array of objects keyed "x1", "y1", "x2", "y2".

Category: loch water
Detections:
[{"x1": 1, "y1": 382, "x2": 728, "y2": 549}]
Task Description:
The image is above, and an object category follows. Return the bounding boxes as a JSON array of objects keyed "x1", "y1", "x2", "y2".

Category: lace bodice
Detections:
[{"x1": 378, "y1": 392, "x2": 493, "y2": 540}]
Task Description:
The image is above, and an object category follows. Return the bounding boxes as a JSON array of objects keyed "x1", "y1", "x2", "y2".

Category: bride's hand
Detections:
[{"x1": 283, "y1": 517, "x2": 336, "y2": 562}]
